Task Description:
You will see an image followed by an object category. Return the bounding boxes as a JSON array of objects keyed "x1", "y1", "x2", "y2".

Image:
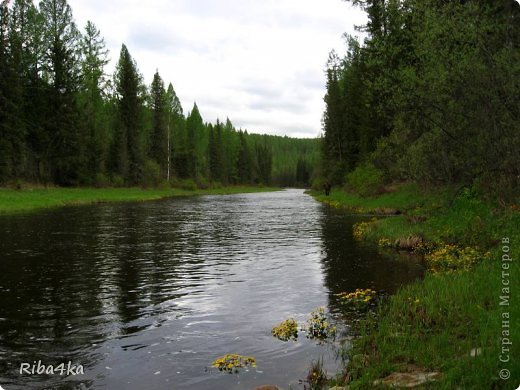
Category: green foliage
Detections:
[
  {"x1": 141, "y1": 159, "x2": 161, "y2": 188},
  {"x1": 177, "y1": 178, "x2": 197, "y2": 191},
  {"x1": 149, "y1": 71, "x2": 168, "y2": 178},
  {"x1": 345, "y1": 163, "x2": 384, "y2": 197},
  {"x1": 112, "y1": 44, "x2": 145, "y2": 185},
  {"x1": 322, "y1": 0, "x2": 520, "y2": 200},
  {"x1": 110, "y1": 175, "x2": 125, "y2": 188},
  {"x1": 311, "y1": 176, "x2": 328, "y2": 191},
  {"x1": 93, "y1": 172, "x2": 110, "y2": 188}
]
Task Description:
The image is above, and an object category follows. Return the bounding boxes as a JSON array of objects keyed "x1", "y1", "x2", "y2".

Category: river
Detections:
[{"x1": 0, "y1": 189, "x2": 423, "y2": 389}]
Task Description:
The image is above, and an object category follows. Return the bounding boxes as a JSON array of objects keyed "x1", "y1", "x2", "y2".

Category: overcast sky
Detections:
[{"x1": 68, "y1": 0, "x2": 366, "y2": 138}]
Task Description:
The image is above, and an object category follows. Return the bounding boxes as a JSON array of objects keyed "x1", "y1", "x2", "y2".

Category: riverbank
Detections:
[
  {"x1": 0, "y1": 186, "x2": 280, "y2": 214},
  {"x1": 310, "y1": 184, "x2": 519, "y2": 389}
]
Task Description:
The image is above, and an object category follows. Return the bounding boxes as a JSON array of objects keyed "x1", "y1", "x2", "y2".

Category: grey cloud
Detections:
[
  {"x1": 248, "y1": 99, "x2": 308, "y2": 114},
  {"x1": 127, "y1": 28, "x2": 209, "y2": 55}
]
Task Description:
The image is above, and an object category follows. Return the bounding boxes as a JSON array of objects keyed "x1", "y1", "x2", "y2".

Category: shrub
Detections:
[
  {"x1": 142, "y1": 159, "x2": 161, "y2": 188},
  {"x1": 196, "y1": 176, "x2": 210, "y2": 189},
  {"x1": 94, "y1": 173, "x2": 110, "y2": 188},
  {"x1": 177, "y1": 178, "x2": 197, "y2": 191},
  {"x1": 346, "y1": 163, "x2": 384, "y2": 197},
  {"x1": 311, "y1": 176, "x2": 328, "y2": 191},
  {"x1": 111, "y1": 175, "x2": 125, "y2": 187}
]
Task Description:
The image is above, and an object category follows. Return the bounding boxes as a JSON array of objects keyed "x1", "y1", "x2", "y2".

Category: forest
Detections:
[
  {"x1": 320, "y1": 0, "x2": 519, "y2": 201},
  {"x1": 0, "y1": 0, "x2": 319, "y2": 189}
]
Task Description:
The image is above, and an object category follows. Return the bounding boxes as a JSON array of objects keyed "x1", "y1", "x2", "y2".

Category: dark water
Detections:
[{"x1": 0, "y1": 189, "x2": 423, "y2": 389}]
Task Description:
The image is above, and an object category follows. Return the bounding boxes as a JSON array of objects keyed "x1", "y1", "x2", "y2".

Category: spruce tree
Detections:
[
  {"x1": 149, "y1": 71, "x2": 168, "y2": 178},
  {"x1": 79, "y1": 20, "x2": 109, "y2": 182},
  {"x1": 39, "y1": 0, "x2": 82, "y2": 184},
  {"x1": 112, "y1": 44, "x2": 145, "y2": 184}
]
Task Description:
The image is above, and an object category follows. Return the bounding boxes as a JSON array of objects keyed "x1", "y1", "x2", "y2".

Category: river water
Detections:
[{"x1": 0, "y1": 189, "x2": 423, "y2": 389}]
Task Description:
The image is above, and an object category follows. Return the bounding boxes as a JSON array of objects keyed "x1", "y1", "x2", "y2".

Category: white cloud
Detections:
[{"x1": 68, "y1": 0, "x2": 366, "y2": 138}]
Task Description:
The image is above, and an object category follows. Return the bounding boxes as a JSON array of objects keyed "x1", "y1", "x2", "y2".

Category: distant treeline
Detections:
[
  {"x1": 321, "y1": 0, "x2": 519, "y2": 199},
  {"x1": 0, "y1": 0, "x2": 318, "y2": 188}
]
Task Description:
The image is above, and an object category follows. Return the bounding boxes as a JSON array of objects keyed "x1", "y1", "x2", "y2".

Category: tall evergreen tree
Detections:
[
  {"x1": 149, "y1": 71, "x2": 168, "y2": 178},
  {"x1": 79, "y1": 20, "x2": 109, "y2": 182},
  {"x1": 0, "y1": 0, "x2": 13, "y2": 182},
  {"x1": 208, "y1": 120, "x2": 224, "y2": 183},
  {"x1": 112, "y1": 44, "x2": 145, "y2": 184},
  {"x1": 255, "y1": 143, "x2": 272, "y2": 185},
  {"x1": 185, "y1": 103, "x2": 204, "y2": 179},
  {"x1": 237, "y1": 130, "x2": 253, "y2": 183},
  {"x1": 12, "y1": 0, "x2": 46, "y2": 182},
  {"x1": 166, "y1": 82, "x2": 185, "y2": 179},
  {"x1": 39, "y1": 0, "x2": 82, "y2": 184},
  {"x1": 322, "y1": 50, "x2": 347, "y2": 184}
]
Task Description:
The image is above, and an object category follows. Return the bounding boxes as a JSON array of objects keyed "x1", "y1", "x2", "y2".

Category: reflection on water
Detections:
[{"x1": 0, "y1": 189, "x2": 423, "y2": 389}]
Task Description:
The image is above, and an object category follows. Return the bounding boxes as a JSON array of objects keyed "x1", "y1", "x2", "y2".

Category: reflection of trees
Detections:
[
  {"x1": 318, "y1": 206, "x2": 425, "y2": 312},
  {"x1": 0, "y1": 195, "x2": 245, "y2": 388}
]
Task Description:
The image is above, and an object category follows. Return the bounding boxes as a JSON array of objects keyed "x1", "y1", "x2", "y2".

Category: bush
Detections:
[
  {"x1": 311, "y1": 176, "x2": 328, "y2": 191},
  {"x1": 94, "y1": 173, "x2": 110, "y2": 188},
  {"x1": 157, "y1": 180, "x2": 171, "y2": 190},
  {"x1": 196, "y1": 176, "x2": 210, "y2": 189},
  {"x1": 345, "y1": 163, "x2": 384, "y2": 197},
  {"x1": 111, "y1": 175, "x2": 125, "y2": 187},
  {"x1": 142, "y1": 159, "x2": 161, "y2": 188},
  {"x1": 177, "y1": 178, "x2": 197, "y2": 191}
]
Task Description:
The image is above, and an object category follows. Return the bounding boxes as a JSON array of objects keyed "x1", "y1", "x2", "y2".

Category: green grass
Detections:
[
  {"x1": 0, "y1": 186, "x2": 280, "y2": 214},
  {"x1": 310, "y1": 182, "x2": 441, "y2": 212},
  {"x1": 311, "y1": 184, "x2": 520, "y2": 389}
]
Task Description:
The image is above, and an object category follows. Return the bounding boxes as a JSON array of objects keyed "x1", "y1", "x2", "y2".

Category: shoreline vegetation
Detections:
[
  {"x1": 0, "y1": 185, "x2": 280, "y2": 215},
  {"x1": 310, "y1": 183, "x2": 519, "y2": 389}
]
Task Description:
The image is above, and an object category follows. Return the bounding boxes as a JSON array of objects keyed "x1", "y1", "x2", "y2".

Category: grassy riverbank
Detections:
[
  {"x1": 311, "y1": 184, "x2": 519, "y2": 389},
  {"x1": 0, "y1": 186, "x2": 279, "y2": 214}
]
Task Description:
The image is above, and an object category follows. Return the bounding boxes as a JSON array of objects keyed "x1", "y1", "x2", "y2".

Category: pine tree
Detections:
[
  {"x1": 185, "y1": 103, "x2": 204, "y2": 179},
  {"x1": 79, "y1": 20, "x2": 109, "y2": 182},
  {"x1": 237, "y1": 130, "x2": 253, "y2": 183},
  {"x1": 39, "y1": 0, "x2": 82, "y2": 184},
  {"x1": 112, "y1": 44, "x2": 145, "y2": 184},
  {"x1": 322, "y1": 50, "x2": 346, "y2": 184},
  {"x1": 166, "y1": 82, "x2": 185, "y2": 179},
  {"x1": 12, "y1": 0, "x2": 46, "y2": 182},
  {"x1": 208, "y1": 120, "x2": 224, "y2": 183},
  {"x1": 0, "y1": 0, "x2": 13, "y2": 182},
  {"x1": 149, "y1": 71, "x2": 168, "y2": 178},
  {"x1": 255, "y1": 143, "x2": 272, "y2": 185}
]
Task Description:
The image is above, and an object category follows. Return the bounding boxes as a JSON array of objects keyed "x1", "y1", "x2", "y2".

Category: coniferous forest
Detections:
[
  {"x1": 320, "y1": 0, "x2": 519, "y2": 201},
  {"x1": 0, "y1": 0, "x2": 319, "y2": 189}
]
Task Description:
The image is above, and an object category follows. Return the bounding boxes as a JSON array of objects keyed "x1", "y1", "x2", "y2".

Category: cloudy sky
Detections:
[{"x1": 68, "y1": 0, "x2": 366, "y2": 138}]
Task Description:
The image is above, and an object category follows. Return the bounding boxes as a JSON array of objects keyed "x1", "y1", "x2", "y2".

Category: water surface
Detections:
[{"x1": 0, "y1": 189, "x2": 423, "y2": 389}]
